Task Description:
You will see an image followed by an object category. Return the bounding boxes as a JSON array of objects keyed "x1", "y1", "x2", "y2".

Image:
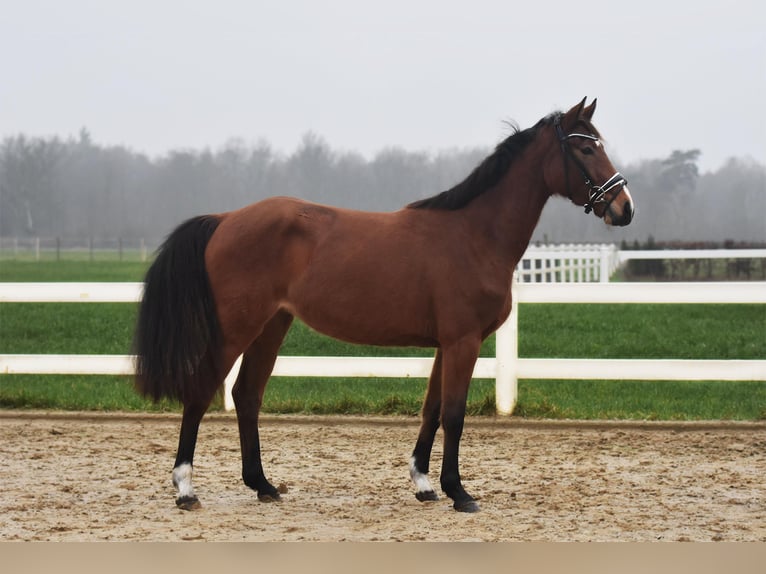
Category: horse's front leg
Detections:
[
  {"x1": 439, "y1": 337, "x2": 481, "y2": 513},
  {"x1": 410, "y1": 349, "x2": 442, "y2": 501}
]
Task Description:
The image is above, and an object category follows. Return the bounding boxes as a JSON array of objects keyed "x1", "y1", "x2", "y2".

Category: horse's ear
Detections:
[
  {"x1": 583, "y1": 98, "x2": 597, "y2": 120},
  {"x1": 562, "y1": 97, "x2": 588, "y2": 128}
]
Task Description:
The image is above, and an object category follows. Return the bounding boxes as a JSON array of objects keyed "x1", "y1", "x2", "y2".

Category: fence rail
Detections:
[
  {"x1": 2, "y1": 280, "x2": 764, "y2": 414},
  {"x1": 618, "y1": 249, "x2": 766, "y2": 261}
]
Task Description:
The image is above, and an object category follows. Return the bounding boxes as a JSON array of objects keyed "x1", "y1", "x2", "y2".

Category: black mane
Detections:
[{"x1": 407, "y1": 113, "x2": 560, "y2": 210}]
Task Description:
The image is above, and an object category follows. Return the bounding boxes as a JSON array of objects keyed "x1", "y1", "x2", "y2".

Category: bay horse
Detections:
[{"x1": 134, "y1": 98, "x2": 634, "y2": 513}]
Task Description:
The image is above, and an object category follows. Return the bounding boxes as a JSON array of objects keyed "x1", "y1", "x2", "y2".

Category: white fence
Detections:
[
  {"x1": 518, "y1": 244, "x2": 619, "y2": 283},
  {"x1": 518, "y1": 245, "x2": 766, "y2": 283},
  {"x1": 2, "y1": 278, "x2": 765, "y2": 414}
]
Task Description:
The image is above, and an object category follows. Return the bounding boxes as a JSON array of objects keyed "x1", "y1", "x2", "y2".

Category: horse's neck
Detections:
[{"x1": 464, "y1": 160, "x2": 551, "y2": 267}]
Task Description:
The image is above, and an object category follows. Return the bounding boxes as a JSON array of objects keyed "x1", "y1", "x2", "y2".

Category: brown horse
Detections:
[{"x1": 134, "y1": 98, "x2": 634, "y2": 513}]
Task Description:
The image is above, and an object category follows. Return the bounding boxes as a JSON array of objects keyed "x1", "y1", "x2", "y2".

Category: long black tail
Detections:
[{"x1": 134, "y1": 215, "x2": 223, "y2": 404}]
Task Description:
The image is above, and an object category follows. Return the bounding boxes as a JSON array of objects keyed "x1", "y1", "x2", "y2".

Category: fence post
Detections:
[
  {"x1": 495, "y1": 278, "x2": 518, "y2": 415},
  {"x1": 600, "y1": 245, "x2": 611, "y2": 282},
  {"x1": 223, "y1": 355, "x2": 242, "y2": 411}
]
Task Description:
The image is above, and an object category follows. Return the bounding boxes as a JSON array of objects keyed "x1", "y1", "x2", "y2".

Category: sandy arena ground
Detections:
[{"x1": 0, "y1": 411, "x2": 764, "y2": 542}]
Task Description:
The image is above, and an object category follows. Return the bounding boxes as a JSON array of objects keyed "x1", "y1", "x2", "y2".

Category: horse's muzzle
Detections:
[{"x1": 604, "y1": 187, "x2": 635, "y2": 226}]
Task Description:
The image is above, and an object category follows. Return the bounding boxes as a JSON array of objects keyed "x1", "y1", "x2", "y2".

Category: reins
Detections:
[{"x1": 554, "y1": 115, "x2": 628, "y2": 214}]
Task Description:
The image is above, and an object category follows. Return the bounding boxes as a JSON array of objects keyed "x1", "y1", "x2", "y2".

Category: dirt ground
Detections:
[{"x1": 0, "y1": 411, "x2": 764, "y2": 542}]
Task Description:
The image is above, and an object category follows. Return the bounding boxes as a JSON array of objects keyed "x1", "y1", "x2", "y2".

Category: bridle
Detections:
[{"x1": 554, "y1": 115, "x2": 628, "y2": 214}]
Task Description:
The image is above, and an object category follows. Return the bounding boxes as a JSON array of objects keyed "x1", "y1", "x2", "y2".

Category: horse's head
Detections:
[{"x1": 544, "y1": 98, "x2": 635, "y2": 226}]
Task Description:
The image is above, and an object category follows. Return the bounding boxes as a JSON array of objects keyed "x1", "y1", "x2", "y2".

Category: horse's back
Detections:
[{"x1": 204, "y1": 195, "x2": 503, "y2": 348}]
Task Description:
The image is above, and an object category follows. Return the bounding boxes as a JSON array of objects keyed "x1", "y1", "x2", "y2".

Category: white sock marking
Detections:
[
  {"x1": 173, "y1": 463, "x2": 195, "y2": 499},
  {"x1": 409, "y1": 456, "x2": 435, "y2": 494}
]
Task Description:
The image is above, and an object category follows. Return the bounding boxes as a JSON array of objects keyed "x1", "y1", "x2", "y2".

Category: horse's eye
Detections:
[{"x1": 581, "y1": 146, "x2": 595, "y2": 156}]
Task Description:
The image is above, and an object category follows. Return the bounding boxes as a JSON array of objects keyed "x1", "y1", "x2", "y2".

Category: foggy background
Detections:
[
  {"x1": 1, "y1": 131, "x2": 763, "y2": 244},
  {"x1": 1, "y1": 0, "x2": 764, "y2": 246}
]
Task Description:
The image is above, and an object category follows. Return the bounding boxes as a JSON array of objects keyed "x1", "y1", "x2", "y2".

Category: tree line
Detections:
[{"x1": 1, "y1": 129, "x2": 763, "y2": 244}]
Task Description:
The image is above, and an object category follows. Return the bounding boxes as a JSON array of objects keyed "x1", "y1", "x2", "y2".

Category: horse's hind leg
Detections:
[
  {"x1": 173, "y1": 391, "x2": 217, "y2": 510},
  {"x1": 171, "y1": 346, "x2": 235, "y2": 510},
  {"x1": 233, "y1": 310, "x2": 294, "y2": 502},
  {"x1": 410, "y1": 349, "x2": 442, "y2": 502}
]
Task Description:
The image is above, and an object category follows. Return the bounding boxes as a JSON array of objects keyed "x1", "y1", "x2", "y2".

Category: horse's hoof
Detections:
[
  {"x1": 176, "y1": 495, "x2": 201, "y2": 511},
  {"x1": 454, "y1": 499, "x2": 480, "y2": 513},
  {"x1": 258, "y1": 492, "x2": 281, "y2": 503},
  {"x1": 415, "y1": 490, "x2": 439, "y2": 502}
]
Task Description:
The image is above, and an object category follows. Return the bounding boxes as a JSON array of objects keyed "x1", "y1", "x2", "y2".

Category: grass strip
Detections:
[{"x1": 1, "y1": 376, "x2": 763, "y2": 420}]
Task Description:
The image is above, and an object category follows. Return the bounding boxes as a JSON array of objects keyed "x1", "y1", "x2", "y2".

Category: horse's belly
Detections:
[{"x1": 283, "y1": 297, "x2": 437, "y2": 348}]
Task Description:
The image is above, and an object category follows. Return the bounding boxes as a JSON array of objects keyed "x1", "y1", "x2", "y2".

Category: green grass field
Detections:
[
  {"x1": 0, "y1": 260, "x2": 149, "y2": 282},
  {"x1": 1, "y1": 260, "x2": 764, "y2": 419}
]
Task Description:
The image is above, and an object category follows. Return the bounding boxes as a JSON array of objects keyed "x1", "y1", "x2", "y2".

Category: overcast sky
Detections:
[{"x1": 1, "y1": 0, "x2": 764, "y2": 172}]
